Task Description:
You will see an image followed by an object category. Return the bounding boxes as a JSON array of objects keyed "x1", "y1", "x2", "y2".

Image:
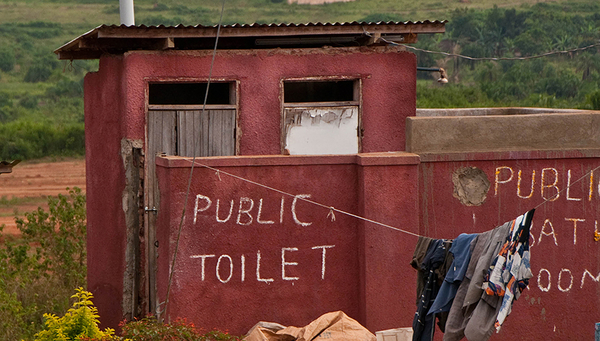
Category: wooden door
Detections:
[{"x1": 145, "y1": 108, "x2": 235, "y2": 314}]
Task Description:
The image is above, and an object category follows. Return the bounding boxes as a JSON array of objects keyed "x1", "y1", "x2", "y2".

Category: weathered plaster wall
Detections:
[
  {"x1": 406, "y1": 113, "x2": 600, "y2": 153},
  {"x1": 154, "y1": 154, "x2": 421, "y2": 335},
  {"x1": 84, "y1": 55, "x2": 128, "y2": 329},
  {"x1": 154, "y1": 150, "x2": 600, "y2": 339},
  {"x1": 120, "y1": 46, "x2": 416, "y2": 154},
  {"x1": 417, "y1": 150, "x2": 600, "y2": 340}
]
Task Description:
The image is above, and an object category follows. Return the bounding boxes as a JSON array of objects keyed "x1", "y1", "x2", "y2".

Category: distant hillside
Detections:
[{"x1": 0, "y1": 0, "x2": 598, "y2": 160}]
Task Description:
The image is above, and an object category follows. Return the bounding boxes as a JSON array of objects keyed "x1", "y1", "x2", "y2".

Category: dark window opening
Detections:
[
  {"x1": 149, "y1": 82, "x2": 231, "y2": 105},
  {"x1": 284, "y1": 80, "x2": 355, "y2": 103}
]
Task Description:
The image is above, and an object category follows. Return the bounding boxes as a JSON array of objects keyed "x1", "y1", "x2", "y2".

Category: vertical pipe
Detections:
[{"x1": 119, "y1": 0, "x2": 135, "y2": 26}]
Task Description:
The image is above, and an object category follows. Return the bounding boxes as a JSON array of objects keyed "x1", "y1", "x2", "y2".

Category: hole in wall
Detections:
[{"x1": 452, "y1": 167, "x2": 490, "y2": 206}]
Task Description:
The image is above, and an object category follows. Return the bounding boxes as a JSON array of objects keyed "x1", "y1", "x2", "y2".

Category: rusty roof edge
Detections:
[
  {"x1": 55, "y1": 21, "x2": 447, "y2": 57},
  {"x1": 54, "y1": 25, "x2": 102, "y2": 55},
  {"x1": 94, "y1": 21, "x2": 445, "y2": 39}
]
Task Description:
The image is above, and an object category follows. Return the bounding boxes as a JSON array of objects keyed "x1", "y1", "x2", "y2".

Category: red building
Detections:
[{"x1": 56, "y1": 22, "x2": 600, "y2": 340}]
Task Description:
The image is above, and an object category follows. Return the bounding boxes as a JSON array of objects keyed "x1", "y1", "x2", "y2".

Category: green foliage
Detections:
[
  {"x1": 587, "y1": 89, "x2": 600, "y2": 110},
  {"x1": 117, "y1": 316, "x2": 242, "y2": 341},
  {"x1": 0, "y1": 188, "x2": 87, "y2": 340},
  {"x1": 33, "y1": 288, "x2": 115, "y2": 341},
  {"x1": 0, "y1": 47, "x2": 16, "y2": 72},
  {"x1": 0, "y1": 120, "x2": 85, "y2": 160}
]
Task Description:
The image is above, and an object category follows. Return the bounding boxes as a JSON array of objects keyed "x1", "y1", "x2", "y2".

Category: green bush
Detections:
[
  {"x1": 0, "y1": 120, "x2": 85, "y2": 160},
  {"x1": 0, "y1": 188, "x2": 87, "y2": 340},
  {"x1": 33, "y1": 288, "x2": 114, "y2": 341},
  {"x1": 0, "y1": 47, "x2": 15, "y2": 72},
  {"x1": 587, "y1": 89, "x2": 600, "y2": 110},
  {"x1": 24, "y1": 63, "x2": 53, "y2": 83},
  {"x1": 117, "y1": 316, "x2": 241, "y2": 341}
]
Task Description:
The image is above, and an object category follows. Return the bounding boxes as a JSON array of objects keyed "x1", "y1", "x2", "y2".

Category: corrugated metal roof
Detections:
[{"x1": 55, "y1": 20, "x2": 446, "y2": 60}]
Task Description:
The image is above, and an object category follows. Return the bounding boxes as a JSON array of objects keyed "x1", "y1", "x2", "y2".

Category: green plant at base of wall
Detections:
[
  {"x1": 33, "y1": 288, "x2": 115, "y2": 341},
  {"x1": 0, "y1": 187, "x2": 87, "y2": 340}
]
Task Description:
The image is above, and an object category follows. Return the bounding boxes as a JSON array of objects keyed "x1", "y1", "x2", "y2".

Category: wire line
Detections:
[
  {"x1": 161, "y1": 0, "x2": 226, "y2": 320},
  {"x1": 371, "y1": 31, "x2": 600, "y2": 61},
  {"x1": 182, "y1": 158, "x2": 600, "y2": 240}
]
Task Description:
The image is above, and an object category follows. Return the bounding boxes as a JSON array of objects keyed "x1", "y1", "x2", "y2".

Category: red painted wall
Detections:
[
  {"x1": 84, "y1": 46, "x2": 416, "y2": 330},
  {"x1": 154, "y1": 154, "x2": 420, "y2": 334},
  {"x1": 154, "y1": 150, "x2": 600, "y2": 339},
  {"x1": 84, "y1": 46, "x2": 600, "y2": 340},
  {"x1": 84, "y1": 55, "x2": 127, "y2": 329},
  {"x1": 417, "y1": 150, "x2": 600, "y2": 340},
  {"x1": 120, "y1": 47, "x2": 416, "y2": 154}
]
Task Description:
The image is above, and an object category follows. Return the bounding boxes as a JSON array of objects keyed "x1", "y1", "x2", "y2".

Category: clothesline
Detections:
[{"x1": 182, "y1": 158, "x2": 600, "y2": 239}]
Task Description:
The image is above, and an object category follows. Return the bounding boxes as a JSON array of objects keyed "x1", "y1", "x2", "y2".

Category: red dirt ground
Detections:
[{"x1": 0, "y1": 159, "x2": 86, "y2": 235}]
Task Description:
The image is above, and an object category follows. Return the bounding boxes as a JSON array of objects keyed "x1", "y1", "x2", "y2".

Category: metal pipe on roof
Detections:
[
  {"x1": 119, "y1": 0, "x2": 135, "y2": 26},
  {"x1": 417, "y1": 67, "x2": 448, "y2": 83}
]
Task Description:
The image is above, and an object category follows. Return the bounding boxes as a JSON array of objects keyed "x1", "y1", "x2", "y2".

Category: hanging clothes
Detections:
[
  {"x1": 483, "y1": 209, "x2": 534, "y2": 333},
  {"x1": 442, "y1": 210, "x2": 533, "y2": 341},
  {"x1": 412, "y1": 238, "x2": 453, "y2": 341},
  {"x1": 427, "y1": 233, "x2": 478, "y2": 316},
  {"x1": 442, "y1": 223, "x2": 510, "y2": 341}
]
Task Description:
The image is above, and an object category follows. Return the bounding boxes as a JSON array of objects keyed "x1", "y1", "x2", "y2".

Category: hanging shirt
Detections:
[
  {"x1": 483, "y1": 209, "x2": 534, "y2": 332},
  {"x1": 412, "y1": 239, "x2": 451, "y2": 341},
  {"x1": 427, "y1": 233, "x2": 478, "y2": 316}
]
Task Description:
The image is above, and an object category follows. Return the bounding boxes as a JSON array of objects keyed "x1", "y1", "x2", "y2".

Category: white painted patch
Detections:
[{"x1": 284, "y1": 107, "x2": 359, "y2": 155}]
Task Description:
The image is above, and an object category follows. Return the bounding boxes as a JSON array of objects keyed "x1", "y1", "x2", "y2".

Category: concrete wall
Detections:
[{"x1": 406, "y1": 112, "x2": 600, "y2": 153}]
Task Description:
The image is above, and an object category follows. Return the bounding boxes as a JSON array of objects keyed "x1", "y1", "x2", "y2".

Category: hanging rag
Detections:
[
  {"x1": 427, "y1": 233, "x2": 478, "y2": 317},
  {"x1": 412, "y1": 239, "x2": 452, "y2": 341}
]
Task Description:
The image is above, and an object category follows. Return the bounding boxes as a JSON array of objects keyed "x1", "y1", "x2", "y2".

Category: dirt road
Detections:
[{"x1": 0, "y1": 159, "x2": 86, "y2": 235}]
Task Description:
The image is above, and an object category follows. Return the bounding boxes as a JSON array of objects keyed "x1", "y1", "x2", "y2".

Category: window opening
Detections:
[
  {"x1": 282, "y1": 79, "x2": 360, "y2": 155},
  {"x1": 284, "y1": 80, "x2": 355, "y2": 103},
  {"x1": 149, "y1": 82, "x2": 231, "y2": 105}
]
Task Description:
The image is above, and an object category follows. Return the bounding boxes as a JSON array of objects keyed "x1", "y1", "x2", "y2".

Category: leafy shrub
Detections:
[
  {"x1": 0, "y1": 188, "x2": 87, "y2": 340},
  {"x1": 587, "y1": 89, "x2": 600, "y2": 110},
  {"x1": 117, "y1": 316, "x2": 241, "y2": 341},
  {"x1": 33, "y1": 288, "x2": 114, "y2": 341},
  {"x1": 24, "y1": 63, "x2": 53, "y2": 82},
  {"x1": 0, "y1": 120, "x2": 85, "y2": 160},
  {"x1": 0, "y1": 47, "x2": 15, "y2": 72}
]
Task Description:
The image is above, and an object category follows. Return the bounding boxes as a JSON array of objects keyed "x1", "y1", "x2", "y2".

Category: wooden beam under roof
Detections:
[{"x1": 55, "y1": 21, "x2": 447, "y2": 60}]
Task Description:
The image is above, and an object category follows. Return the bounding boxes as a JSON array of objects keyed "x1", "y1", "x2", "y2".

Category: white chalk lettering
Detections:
[
  {"x1": 292, "y1": 194, "x2": 312, "y2": 226},
  {"x1": 541, "y1": 168, "x2": 560, "y2": 201},
  {"x1": 190, "y1": 254, "x2": 215, "y2": 281},
  {"x1": 216, "y1": 255, "x2": 233, "y2": 283},
  {"x1": 281, "y1": 247, "x2": 299, "y2": 281},
  {"x1": 194, "y1": 195, "x2": 212, "y2": 224},
  {"x1": 279, "y1": 197, "x2": 285, "y2": 224},
  {"x1": 590, "y1": 170, "x2": 595, "y2": 201},
  {"x1": 565, "y1": 218, "x2": 584, "y2": 245},
  {"x1": 557, "y1": 268, "x2": 573, "y2": 292},
  {"x1": 241, "y1": 255, "x2": 246, "y2": 282},
  {"x1": 216, "y1": 199, "x2": 234, "y2": 223},
  {"x1": 538, "y1": 268, "x2": 551, "y2": 292},
  {"x1": 237, "y1": 197, "x2": 254, "y2": 225},
  {"x1": 566, "y1": 170, "x2": 582, "y2": 201},
  {"x1": 256, "y1": 250, "x2": 274, "y2": 284},
  {"x1": 580, "y1": 269, "x2": 600, "y2": 288},
  {"x1": 190, "y1": 245, "x2": 337, "y2": 284},
  {"x1": 517, "y1": 169, "x2": 535, "y2": 199},
  {"x1": 312, "y1": 245, "x2": 335, "y2": 280},
  {"x1": 257, "y1": 198, "x2": 275, "y2": 224},
  {"x1": 538, "y1": 219, "x2": 558, "y2": 246},
  {"x1": 495, "y1": 166, "x2": 514, "y2": 196}
]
